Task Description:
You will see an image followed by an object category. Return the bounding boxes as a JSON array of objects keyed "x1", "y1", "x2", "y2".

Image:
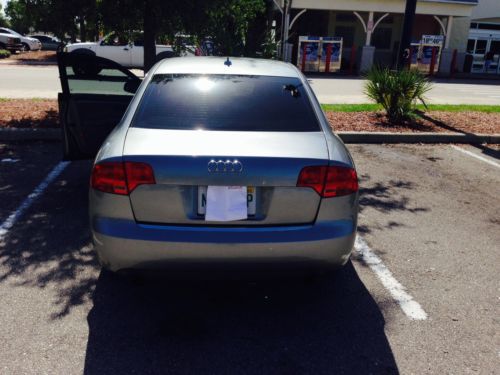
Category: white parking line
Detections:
[
  {"x1": 355, "y1": 236, "x2": 428, "y2": 321},
  {"x1": 0, "y1": 161, "x2": 70, "y2": 242},
  {"x1": 451, "y1": 145, "x2": 500, "y2": 169}
]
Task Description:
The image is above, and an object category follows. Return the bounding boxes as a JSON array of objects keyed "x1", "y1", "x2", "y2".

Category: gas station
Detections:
[{"x1": 273, "y1": 0, "x2": 479, "y2": 75}]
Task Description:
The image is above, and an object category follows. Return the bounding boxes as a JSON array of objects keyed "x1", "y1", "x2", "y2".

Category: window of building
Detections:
[
  {"x1": 336, "y1": 13, "x2": 356, "y2": 23},
  {"x1": 372, "y1": 28, "x2": 392, "y2": 50},
  {"x1": 477, "y1": 23, "x2": 500, "y2": 31},
  {"x1": 467, "y1": 39, "x2": 476, "y2": 54},
  {"x1": 490, "y1": 40, "x2": 500, "y2": 54},
  {"x1": 476, "y1": 40, "x2": 487, "y2": 54},
  {"x1": 334, "y1": 26, "x2": 355, "y2": 47}
]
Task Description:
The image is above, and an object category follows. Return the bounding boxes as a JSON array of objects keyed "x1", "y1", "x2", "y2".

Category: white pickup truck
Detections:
[{"x1": 64, "y1": 32, "x2": 174, "y2": 68}]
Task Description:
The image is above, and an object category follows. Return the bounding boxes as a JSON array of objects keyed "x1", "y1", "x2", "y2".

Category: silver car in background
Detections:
[{"x1": 57, "y1": 55, "x2": 358, "y2": 273}]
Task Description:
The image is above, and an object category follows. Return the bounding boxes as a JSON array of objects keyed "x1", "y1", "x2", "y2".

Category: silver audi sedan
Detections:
[{"x1": 59, "y1": 55, "x2": 358, "y2": 272}]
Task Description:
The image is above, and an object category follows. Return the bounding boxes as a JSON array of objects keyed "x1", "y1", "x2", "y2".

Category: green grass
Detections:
[{"x1": 321, "y1": 103, "x2": 500, "y2": 113}]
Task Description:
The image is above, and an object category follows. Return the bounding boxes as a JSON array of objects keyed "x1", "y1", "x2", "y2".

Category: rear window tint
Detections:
[{"x1": 132, "y1": 74, "x2": 320, "y2": 131}]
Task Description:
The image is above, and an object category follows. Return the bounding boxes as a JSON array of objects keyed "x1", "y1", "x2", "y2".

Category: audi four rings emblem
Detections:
[{"x1": 208, "y1": 159, "x2": 243, "y2": 173}]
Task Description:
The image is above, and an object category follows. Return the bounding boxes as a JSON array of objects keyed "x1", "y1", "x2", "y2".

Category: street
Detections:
[
  {"x1": 0, "y1": 141, "x2": 498, "y2": 374},
  {"x1": 1, "y1": 64, "x2": 500, "y2": 104}
]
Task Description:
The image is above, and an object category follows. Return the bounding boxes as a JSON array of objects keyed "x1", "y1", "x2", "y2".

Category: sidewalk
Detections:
[
  {"x1": 309, "y1": 77, "x2": 500, "y2": 105},
  {"x1": 1, "y1": 64, "x2": 500, "y2": 104}
]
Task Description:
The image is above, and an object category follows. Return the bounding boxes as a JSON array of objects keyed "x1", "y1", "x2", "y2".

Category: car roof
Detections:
[{"x1": 154, "y1": 57, "x2": 301, "y2": 78}]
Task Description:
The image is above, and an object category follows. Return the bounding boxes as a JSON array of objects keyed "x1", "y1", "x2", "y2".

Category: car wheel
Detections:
[
  {"x1": 156, "y1": 50, "x2": 176, "y2": 62},
  {"x1": 70, "y1": 49, "x2": 101, "y2": 77},
  {"x1": 21, "y1": 43, "x2": 30, "y2": 52}
]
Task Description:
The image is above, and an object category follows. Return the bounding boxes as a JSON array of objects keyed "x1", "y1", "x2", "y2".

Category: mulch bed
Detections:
[
  {"x1": 0, "y1": 99, "x2": 59, "y2": 128},
  {"x1": 327, "y1": 111, "x2": 500, "y2": 134},
  {"x1": 0, "y1": 99, "x2": 499, "y2": 135},
  {"x1": 4, "y1": 50, "x2": 57, "y2": 63}
]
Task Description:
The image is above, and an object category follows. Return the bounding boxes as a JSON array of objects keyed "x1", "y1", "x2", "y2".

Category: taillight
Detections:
[
  {"x1": 124, "y1": 162, "x2": 155, "y2": 193},
  {"x1": 91, "y1": 162, "x2": 128, "y2": 195},
  {"x1": 297, "y1": 166, "x2": 358, "y2": 198},
  {"x1": 91, "y1": 161, "x2": 155, "y2": 195}
]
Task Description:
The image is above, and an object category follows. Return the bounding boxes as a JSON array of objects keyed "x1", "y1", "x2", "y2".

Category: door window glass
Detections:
[
  {"x1": 490, "y1": 40, "x2": 500, "y2": 55},
  {"x1": 62, "y1": 55, "x2": 140, "y2": 95},
  {"x1": 372, "y1": 28, "x2": 392, "y2": 50},
  {"x1": 475, "y1": 40, "x2": 487, "y2": 54},
  {"x1": 100, "y1": 33, "x2": 129, "y2": 47},
  {"x1": 467, "y1": 39, "x2": 476, "y2": 54}
]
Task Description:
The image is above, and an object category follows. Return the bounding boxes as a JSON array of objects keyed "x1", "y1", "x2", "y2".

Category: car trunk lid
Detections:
[{"x1": 123, "y1": 128, "x2": 330, "y2": 226}]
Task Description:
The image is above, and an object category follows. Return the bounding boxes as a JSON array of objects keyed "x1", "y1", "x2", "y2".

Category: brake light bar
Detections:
[
  {"x1": 91, "y1": 161, "x2": 155, "y2": 195},
  {"x1": 297, "y1": 166, "x2": 358, "y2": 198}
]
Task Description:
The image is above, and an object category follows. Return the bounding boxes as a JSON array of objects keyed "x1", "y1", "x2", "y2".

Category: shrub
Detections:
[
  {"x1": 0, "y1": 49, "x2": 11, "y2": 59},
  {"x1": 364, "y1": 66, "x2": 432, "y2": 123}
]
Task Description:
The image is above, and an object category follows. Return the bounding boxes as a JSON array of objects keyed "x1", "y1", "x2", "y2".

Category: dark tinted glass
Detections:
[{"x1": 132, "y1": 74, "x2": 320, "y2": 132}]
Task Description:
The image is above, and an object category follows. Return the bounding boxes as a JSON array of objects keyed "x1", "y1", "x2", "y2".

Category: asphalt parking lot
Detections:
[{"x1": 0, "y1": 141, "x2": 498, "y2": 374}]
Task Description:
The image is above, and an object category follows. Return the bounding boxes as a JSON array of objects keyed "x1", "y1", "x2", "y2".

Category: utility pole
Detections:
[{"x1": 398, "y1": 0, "x2": 418, "y2": 69}]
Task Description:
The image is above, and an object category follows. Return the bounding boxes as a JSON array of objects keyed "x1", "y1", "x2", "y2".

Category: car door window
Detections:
[
  {"x1": 60, "y1": 54, "x2": 140, "y2": 96},
  {"x1": 100, "y1": 33, "x2": 129, "y2": 47}
]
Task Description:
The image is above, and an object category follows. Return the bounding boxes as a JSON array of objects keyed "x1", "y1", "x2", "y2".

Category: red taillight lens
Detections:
[
  {"x1": 91, "y1": 161, "x2": 155, "y2": 195},
  {"x1": 124, "y1": 162, "x2": 155, "y2": 193},
  {"x1": 91, "y1": 162, "x2": 128, "y2": 195},
  {"x1": 324, "y1": 166, "x2": 358, "y2": 197},
  {"x1": 297, "y1": 166, "x2": 327, "y2": 196},
  {"x1": 297, "y1": 166, "x2": 358, "y2": 198}
]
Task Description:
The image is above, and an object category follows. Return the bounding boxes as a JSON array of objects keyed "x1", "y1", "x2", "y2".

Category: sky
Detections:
[{"x1": 0, "y1": 0, "x2": 6, "y2": 14}]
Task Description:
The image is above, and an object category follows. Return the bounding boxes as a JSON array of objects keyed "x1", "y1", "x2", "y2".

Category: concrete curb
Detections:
[
  {"x1": 338, "y1": 132, "x2": 500, "y2": 144},
  {"x1": 0, "y1": 128, "x2": 498, "y2": 144},
  {"x1": 0, "y1": 60, "x2": 56, "y2": 66}
]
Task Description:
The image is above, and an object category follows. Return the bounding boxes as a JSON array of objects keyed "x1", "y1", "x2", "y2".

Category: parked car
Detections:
[
  {"x1": 0, "y1": 27, "x2": 41, "y2": 51},
  {"x1": 64, "y1": 32, "x2": 174, "y2": 68},
  {"x1": 29, "y1": 34, "x2": 62, "y2": 51},
  {"x1": 0, "y1": 32, "x2": 22, "y2": 52},
  {"x1": 56, "y1": 53, "x2": 359, "y2": 274}
]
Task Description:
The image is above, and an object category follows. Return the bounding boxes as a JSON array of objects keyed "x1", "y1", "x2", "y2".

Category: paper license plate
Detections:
[{"x1": 198, "y1": 186, "x2": 256, "y2": 216}]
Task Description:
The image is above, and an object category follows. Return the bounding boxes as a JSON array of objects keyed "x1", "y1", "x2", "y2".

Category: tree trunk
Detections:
[
  {"x1": 79, "y1": 15, "x2": 86, "y2": 42},
  {"x1": 143, "y1": 0, "x2": 157, "y2": 72}
]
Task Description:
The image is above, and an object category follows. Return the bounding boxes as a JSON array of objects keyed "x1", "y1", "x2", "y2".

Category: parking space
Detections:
[
  {"x1": 0, "y1": 141, "x2": 62, "y2": 223},
  {"x1": 0, "y1": 141, "x2": 498, "y2": 374}
]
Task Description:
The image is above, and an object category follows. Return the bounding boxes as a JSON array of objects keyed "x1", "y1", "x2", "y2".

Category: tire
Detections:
[
  {"x1": 156, "y1": 50, "x2": 176, "y2": 62},
  {"x1": 21, "y1": 42, "x2": 30, "y2": 52},
  {"x1": 70, "y1": 49, "x2": 101, "y2": 77}
]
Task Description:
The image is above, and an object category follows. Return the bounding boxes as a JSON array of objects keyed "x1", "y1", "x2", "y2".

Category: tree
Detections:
[
  {"x1": 4, "y1": 0, "x2": 268, "y2": 71},
  {"x1": 0, "y1": 4, "x2": 10, "y2": 27},
  {"x1": 200, "y1": 0, "x2": 265, "y2": 56},
  {"x1": 4, "y1": 0, "x2": 98, "y2": 41},
  {"x1": 5, "y1": 0, "x2": 33, "y2": 33}
]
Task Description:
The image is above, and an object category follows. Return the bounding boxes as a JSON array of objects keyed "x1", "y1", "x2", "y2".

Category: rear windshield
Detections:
[{"x1": 132, "y1": 74, "x2": 320, "y2": 131}]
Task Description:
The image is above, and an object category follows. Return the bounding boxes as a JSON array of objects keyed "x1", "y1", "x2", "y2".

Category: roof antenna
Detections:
[{"x1": 224, "y1": 57, "x2": 232, "y2": 67}]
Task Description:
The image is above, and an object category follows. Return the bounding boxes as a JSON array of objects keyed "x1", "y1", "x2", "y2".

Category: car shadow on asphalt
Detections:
[
  {"x1": 0, "y1": 155, "x2": 399, "y2": 374},
  {"x1": 83, "y1": 263, "x2": 399, "y2": 375}
]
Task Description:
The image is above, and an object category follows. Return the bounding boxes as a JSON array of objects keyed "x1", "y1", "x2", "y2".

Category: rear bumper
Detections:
[{"x1": 92, "y1": 218, "x2": 356, "y2": 272}]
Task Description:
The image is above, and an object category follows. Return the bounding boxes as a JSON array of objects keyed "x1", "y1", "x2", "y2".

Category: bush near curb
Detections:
[
  {"x1": 365, "y1": 67, "x2": 432, "y2": 124},
  {"x1": 0, "y1": 49, "x2": 11, "y2": 59}
]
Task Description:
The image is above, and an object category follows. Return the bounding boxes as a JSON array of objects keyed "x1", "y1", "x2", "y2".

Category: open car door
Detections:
[{"x1": 57, "y1": 52, "x2": 142, "y2": 160}]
